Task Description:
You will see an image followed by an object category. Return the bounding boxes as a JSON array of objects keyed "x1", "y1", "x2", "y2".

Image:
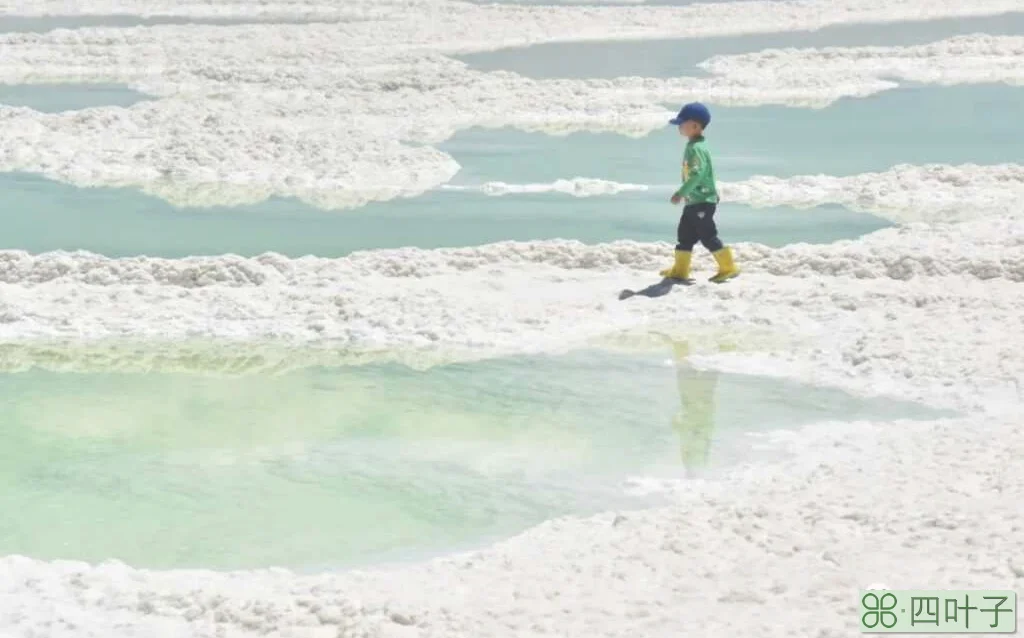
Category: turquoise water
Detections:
[
  {"x1": 458, "y1": 14, "x2": 1024, "y2": 79},
  {"x1": 0, "y1": 173, "x2": 886, "y2": 257},
  {"x1": 0, "y1": 346, "x2": 949, "y2": 570},
  {"x1": 0, "y1": 83, "x2": 151, "y2": 112}
]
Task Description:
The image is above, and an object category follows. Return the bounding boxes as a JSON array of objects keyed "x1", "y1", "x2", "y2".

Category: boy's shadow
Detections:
[{"x1": 618, "y1": 277, "x2": 692, "y2": 300}]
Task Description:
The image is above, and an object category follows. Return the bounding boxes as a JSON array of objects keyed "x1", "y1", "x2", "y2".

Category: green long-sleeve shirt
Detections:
[{"x1": 673, "y1": 136, "x2": 719, "y2": 204}]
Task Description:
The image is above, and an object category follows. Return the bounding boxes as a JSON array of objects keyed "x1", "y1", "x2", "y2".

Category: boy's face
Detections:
[{"x1": 680, "y1": 121, "x2": 703, "y2": 138}]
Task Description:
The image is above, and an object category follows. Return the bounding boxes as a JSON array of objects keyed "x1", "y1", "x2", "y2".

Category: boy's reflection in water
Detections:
[{"x1": 666, "y1": 339, "x2": 726, "y2": 477}]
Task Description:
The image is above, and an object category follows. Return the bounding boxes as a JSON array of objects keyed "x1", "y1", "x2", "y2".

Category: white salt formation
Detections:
[
  {"x1": 450, "y1": 164, "x2": 1024, "y2": 224},
  {"x1": 442, "y1": 177, "x2": 651, "y2": 197}
]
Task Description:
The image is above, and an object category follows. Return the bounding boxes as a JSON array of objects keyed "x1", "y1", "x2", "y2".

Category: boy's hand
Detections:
[{"x1": 670, "y1": 193, "x2": 682, "y2": 205}]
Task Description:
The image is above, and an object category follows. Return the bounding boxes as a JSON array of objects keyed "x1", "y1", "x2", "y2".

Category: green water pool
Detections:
[{"x1": 0, "y1": 345, "x2": 950, "y2": 571}]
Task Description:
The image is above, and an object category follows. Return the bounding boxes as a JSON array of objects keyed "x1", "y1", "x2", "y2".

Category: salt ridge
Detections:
[
  {"x1": 441, "y1": 177, "x2": 650, "y2": 197},
  {"x1": 701, "y1": 33, "x2": 1024, "y2": 89},
  {"x1": 442, "y1": 164, "x2": 1024, "y2": 224},
  {"x1": 724, "y1": 163, "x2": 1024, "y2": 223},
  {"x1": 0, "y1": 218, "x2": 1021, "y2": 355},
  {"x1": 0, "y1": 0, "x2": 440, "y2": 18}
]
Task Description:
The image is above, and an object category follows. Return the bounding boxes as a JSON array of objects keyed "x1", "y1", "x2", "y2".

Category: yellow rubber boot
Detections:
[
  {"x1": 709, "y1": 247, "x2": 740, "y2": 283},
  {"x1": 659, "y1": 250, "x2": 692, "y2": 281}
]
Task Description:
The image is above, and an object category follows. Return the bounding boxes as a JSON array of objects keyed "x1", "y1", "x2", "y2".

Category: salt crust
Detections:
[{"x1": 444, "y1": 163, "x2": 1024, "y2": 225}]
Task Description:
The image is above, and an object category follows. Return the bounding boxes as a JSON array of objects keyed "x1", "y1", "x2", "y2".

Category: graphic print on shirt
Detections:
[{"x1": 683, "y1": 153, "x2": 700, "y2": 183}]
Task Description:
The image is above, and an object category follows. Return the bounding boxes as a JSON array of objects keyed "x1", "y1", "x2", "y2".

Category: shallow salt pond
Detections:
[{"x1": 0, "y1": 346, "x2": 951, "y2": 571}]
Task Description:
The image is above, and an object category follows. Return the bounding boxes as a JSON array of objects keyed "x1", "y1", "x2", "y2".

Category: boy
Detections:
[{"x1": 660, "y1": 102, "x2": 740, "y2": 284}]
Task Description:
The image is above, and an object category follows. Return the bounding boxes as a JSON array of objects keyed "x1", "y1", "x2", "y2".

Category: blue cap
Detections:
[{"x1": 669, "y1": 102, "x2": 711, "y2": 127}]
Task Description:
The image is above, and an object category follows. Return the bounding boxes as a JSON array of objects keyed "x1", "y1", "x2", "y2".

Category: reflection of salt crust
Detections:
[{"x1": 0, "y1": 22, "x2": 1019, "y2": 208}]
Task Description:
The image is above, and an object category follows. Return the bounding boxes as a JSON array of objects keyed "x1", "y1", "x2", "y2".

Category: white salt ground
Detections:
[{"x1": 0, "y1": 204, "x2": 1021, "y2": 349}]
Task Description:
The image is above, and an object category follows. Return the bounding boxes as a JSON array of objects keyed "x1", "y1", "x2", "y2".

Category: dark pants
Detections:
[{"x1": 676, "y1": 202, "x2": 723, "y2": 252}]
